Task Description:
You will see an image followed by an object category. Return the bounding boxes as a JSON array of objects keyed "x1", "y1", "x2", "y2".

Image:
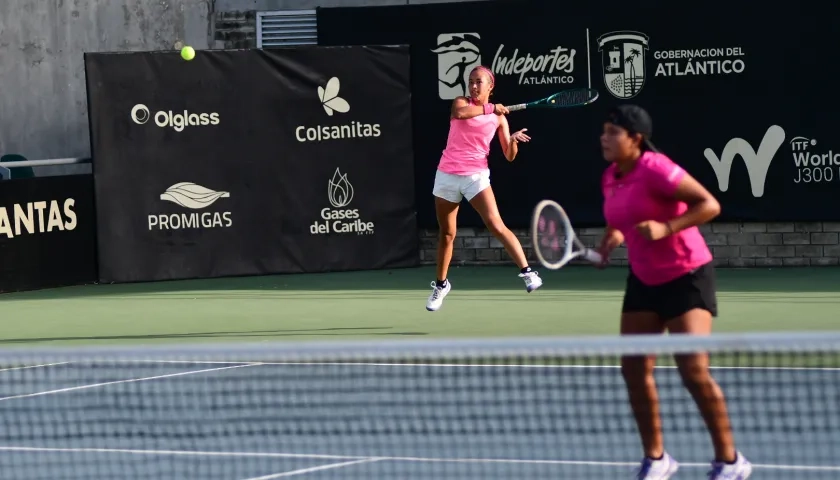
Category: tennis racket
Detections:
[
  {"x1": 507, "y1": 88, "x2": 599, "y2": 112},
  {"x1": 531, "y1": 199, "x2": 603, "y2": 270}
]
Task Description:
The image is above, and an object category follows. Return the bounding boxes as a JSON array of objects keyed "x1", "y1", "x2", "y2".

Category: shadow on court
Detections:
[{"x1": 4, "y1": 265, "x2": 840, "y2": 301}]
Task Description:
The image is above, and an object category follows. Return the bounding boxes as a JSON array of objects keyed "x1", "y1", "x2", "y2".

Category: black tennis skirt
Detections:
[{"x1": 622, "y1": 262, "x2": 718, "y2": 320}]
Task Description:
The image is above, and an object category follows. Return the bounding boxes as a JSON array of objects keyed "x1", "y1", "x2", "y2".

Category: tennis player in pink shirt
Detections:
[
  {"x1": 426, "y1": 65, "x2": 540, "y2": 312},
  {"x1": 597, "y1": 105, "x2": 752, "y2": 480}
]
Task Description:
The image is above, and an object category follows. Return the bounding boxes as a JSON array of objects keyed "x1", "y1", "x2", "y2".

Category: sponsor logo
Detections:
[
  {"x1": 597, "y1": 31, "x2": 649, "y2": 99},
  {"x1": 433, "y1": 32, "x2": 578, "y2": 98},
  {"x1": 160, "y1": 182, "x2": 229, "y2": 209},
  {"x1": 318, "y1": 79, "x2": 349, "y2": 117},
  {"x1": 295, "y1": 77, "x2": 381, "y2": 143},
  {"x1": 653, "y1": 46, "x2": 746, "y2": 77},
  {"x1": 432, "y1": 33, "x2": 482, "y2": 100},
  {"x1": 327, "y1": 168, "x2": 354, "y2": 208},
  {"x1": 791, "y1": 135, "x2": 840, "y2": 184},
  {"x1": 491, "y1": 43, "x2": 576, "y2": 86},
  {"x1": 0, "y1": 199, "x2": 78, "y2": 239},
  {"x1": 598, "y1": 30, "x2": 745, "y2": 99},
  {"x1": 148, "y1": 182, "x2": 232, "y2": 230},
  {"x1": 310, "y1": 168, "x2": 374, "y2": 236},
  {"x1": 130, "y1": 104, "x2": 220, "y2": 132},
  {"x1": 703, "y1": 126, "x2": 785, "y2": 197}
]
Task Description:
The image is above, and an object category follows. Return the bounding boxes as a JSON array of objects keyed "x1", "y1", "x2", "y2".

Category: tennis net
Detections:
[{"x1": 0, "y1": 332, "x2": 838, "y2": 479}]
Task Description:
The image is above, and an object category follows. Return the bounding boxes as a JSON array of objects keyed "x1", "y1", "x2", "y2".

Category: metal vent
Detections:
[{"x1": 257, "y1": 10, "x2": 317, "y2": 48}]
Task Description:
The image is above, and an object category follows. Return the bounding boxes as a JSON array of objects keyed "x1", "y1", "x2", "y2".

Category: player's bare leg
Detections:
[
  {"x1": 469, "y1": 187, "x2": 542, "y2": 292},
  {"x1": 434, "y1": 197, "x2": 459, "y2": 282},
  {"x1": 667, "y1": 309, "x2": 751, "y2": 478},
  {"x1": 621, "y1": 312, "x2": 679, "y2": 479},
  {"x1": 427, "y1": 197, "x2": 459, "y2": 311}
]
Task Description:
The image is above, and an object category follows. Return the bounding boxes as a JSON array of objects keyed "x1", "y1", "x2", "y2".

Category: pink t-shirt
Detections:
[
  {"x1": 438, "y1": 99, "x2": 499, "y2": 175},
  {"x1": 602, "y1": 151, "x2": 713, "y2": 286}
]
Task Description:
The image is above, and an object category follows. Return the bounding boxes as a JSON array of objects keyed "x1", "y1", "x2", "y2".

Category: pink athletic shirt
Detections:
[
  {"x1": 438, "y1": 98, "x2": 499, "y2": 175},
  {"x1": 602, "y1": 151, "x2": 713, "y2": 286}
]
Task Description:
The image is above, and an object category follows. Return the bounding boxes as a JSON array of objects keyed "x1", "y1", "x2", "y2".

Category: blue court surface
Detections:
[{"x1": 0, "y1": 359, "x2": 837, "y2": 479}]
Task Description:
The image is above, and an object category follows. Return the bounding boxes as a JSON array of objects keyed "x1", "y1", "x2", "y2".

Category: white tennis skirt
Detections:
[{"x1": 432, "y1": 168, "x2": 491, "y2": 203}]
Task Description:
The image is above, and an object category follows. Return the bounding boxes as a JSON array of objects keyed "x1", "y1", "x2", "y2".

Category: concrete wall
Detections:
[
  {"x1": 0, "y1": 0, "x2": 481, "y2": 163},
  {"x1": 420, "y1": 223, "x2": 840, "y2": 269},
  {"x1": 212, "y1": 0, "x2": 492, "y2": 49},
  {"x1": 215, "y1": 0, "x2": 490, "y2": 10},
  {"x1": 0, "y1": 0, "x2": 212, "y2": 162}
]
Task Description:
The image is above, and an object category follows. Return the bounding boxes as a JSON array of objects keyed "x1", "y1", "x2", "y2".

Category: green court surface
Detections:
[{"x1": 1, "y1": 266, "x2": 838, "y2": 347}]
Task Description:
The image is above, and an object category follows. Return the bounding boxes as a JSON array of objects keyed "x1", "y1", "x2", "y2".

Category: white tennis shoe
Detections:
[
  {"x1": 636, "y1": 452, "x2": 679, "y2": 480},
  {"x1": 707, "y1": 452, "x2": 753, "y2": 480},
  {"x1": 425, "y1": 281, "x2": 451, "y2": 311},
  {"x1": 519, "y1": 271, "x2": 543, "y2": 293}
]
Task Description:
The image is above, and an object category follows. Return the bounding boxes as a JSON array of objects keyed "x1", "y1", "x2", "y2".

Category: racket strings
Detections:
[
  {"x1": 552, "y1": 89, "x2": 594, "y2": 107},
  {"x1": 532, "y1": 200, "x2": 602, "y2": 269},
  {"x1": 537, "y1": 214, "x2": 565, "y2": 255}
]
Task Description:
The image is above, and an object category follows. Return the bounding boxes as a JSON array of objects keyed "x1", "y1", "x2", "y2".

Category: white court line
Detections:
[
  {"x1": 118, "y1": 359, "x2": 840, "y2": 372},
  {"x1": 0, "y1": 446, "x2": 836, "y2": 472},
  {"x1": 0, "y1": 362, "x2": 69, "y2": 372},
  {"x1": 241, "y1": 458, "x2": 382, "y2": 479},
  {"x1": 0, "y1": 446, "x2": 356, "y2": 461},
  {"x1": 0, "y1": 363, "x2": 260, "y2": 402}
]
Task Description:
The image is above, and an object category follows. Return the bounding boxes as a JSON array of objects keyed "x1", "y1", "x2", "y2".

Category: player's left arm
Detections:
[
  {"x1": 636, "y1": 159, "x2": 721, "y2": 241},
  {"x1": 497, "y1": 115, "x2": 530, "y2": 162},
  {"x1": 666, "y1": 173, "x2": 721, "y2": 234}
]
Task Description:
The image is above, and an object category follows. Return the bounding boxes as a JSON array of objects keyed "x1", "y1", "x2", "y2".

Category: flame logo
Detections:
[
  {"x1": 327, "y1": 168, "x2": 354, "y2": 208},
  {"x1": 160, "y1": 182, "x2": 230, "y2": 209}
]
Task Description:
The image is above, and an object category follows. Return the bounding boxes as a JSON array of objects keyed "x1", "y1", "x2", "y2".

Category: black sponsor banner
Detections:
[
  {"x1": 318, "y1": 0, "x2": 840, "y2": 226},
  {"x1": 0, "y1": 175, "x2": 98, "y2": 293},
  {"x1": 85, "y1": 45, "x2": 417, "y2": 283}
]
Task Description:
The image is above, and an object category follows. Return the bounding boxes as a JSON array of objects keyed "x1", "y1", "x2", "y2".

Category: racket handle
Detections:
[
  {"x1": 584, "y1": 249, "x2": 603, "y2": 264},
  {"x1": 507, "y1": 103, "x2": 526, "y2": 112}
]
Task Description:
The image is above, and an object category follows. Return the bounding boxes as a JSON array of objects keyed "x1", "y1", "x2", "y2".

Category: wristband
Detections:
[{"x1": 483, "y1": 103, "x2": 495, "y2": 115}]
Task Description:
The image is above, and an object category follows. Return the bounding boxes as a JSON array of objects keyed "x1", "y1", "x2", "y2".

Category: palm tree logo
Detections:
[
  {"x1": 596, "y1": 31, "x2": 649, "y2": 99},
  {"x1": 624, "y1": 47, "x2": 643, "y2": 97}
]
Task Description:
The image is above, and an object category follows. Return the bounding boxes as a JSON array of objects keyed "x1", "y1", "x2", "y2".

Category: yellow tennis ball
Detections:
[{"x1": 180, "y1": 46, "x2": 195, "y2": 61}]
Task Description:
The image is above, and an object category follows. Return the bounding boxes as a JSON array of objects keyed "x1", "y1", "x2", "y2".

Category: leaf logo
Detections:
[
  {"x1": 160, "y1": 182, "x2": 230, "y2": 209},
  {"x1": 318, "y1": 77, "x2": 350, "y2": 117}
]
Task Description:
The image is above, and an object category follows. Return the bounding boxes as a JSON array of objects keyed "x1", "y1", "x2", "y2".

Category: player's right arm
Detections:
[
  {"x1": 450, "y1": 97, "x2": 508, "y2": 120},
  {"x1": 597, "y1": 169, "x2": 624, "y2": 264},
  {"x1": 597, "y1": 226, "x2": 624, "y2": 262},
  {"x1": 601, "y1": 226, "x2": 624, "y2": 248}
]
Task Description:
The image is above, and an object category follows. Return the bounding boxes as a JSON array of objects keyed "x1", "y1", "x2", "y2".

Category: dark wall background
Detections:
[{"x1": 318, "y1": 0, "x2": 839, "y2": 228}]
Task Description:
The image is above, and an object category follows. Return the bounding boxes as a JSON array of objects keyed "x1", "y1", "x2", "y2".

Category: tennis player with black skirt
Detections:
[{"x1": 597, "y1": 105, "x2": 752, "y2": 480}]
